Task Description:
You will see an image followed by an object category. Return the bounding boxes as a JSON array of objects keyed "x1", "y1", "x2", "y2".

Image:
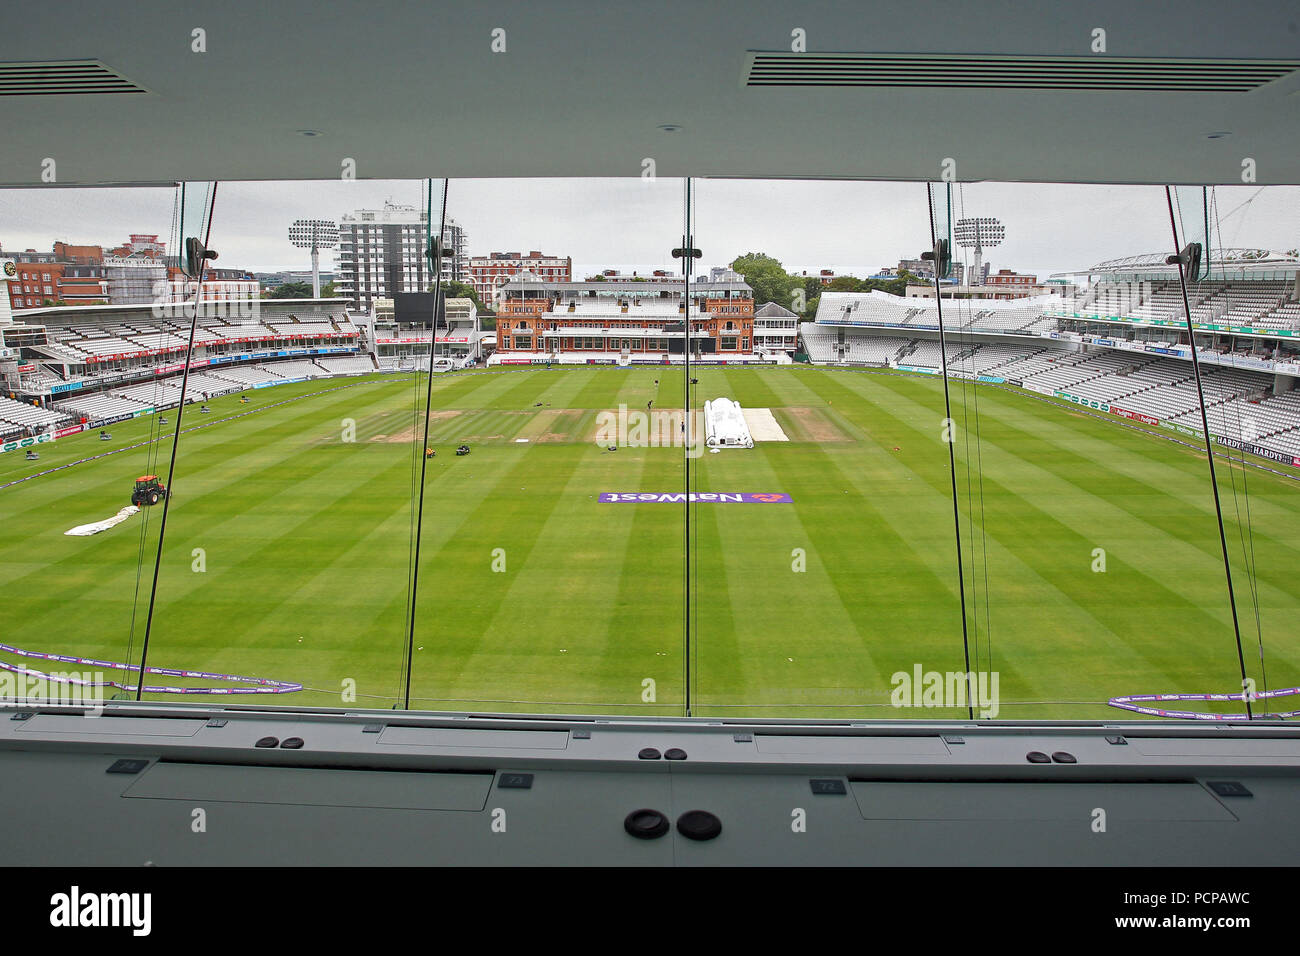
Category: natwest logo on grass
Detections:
[{"x1": 599, "y1": 492, "x2": 792, "y2": 503}]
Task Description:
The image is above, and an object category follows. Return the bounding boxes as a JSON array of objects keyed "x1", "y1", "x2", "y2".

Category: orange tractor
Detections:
[{"x1": 130, "y1": 475, "x2": 170, "y2": 507}]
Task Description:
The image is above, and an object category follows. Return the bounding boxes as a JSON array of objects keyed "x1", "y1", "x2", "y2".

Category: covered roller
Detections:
[{"x1": 704, "y1": 397, "x2": 754, "y2": 448}]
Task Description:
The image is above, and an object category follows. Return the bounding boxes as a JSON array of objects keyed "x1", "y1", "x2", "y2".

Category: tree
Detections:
[
  {"x1": 432, "y1": 279, "x2": 487, "y2": 314},
  {"x1": 798, "y1": 276, "x2": 823, "y2": 320},
  {"x1": 730, "y1": 252, "x2": 797, "y2": 311},
  {"x1": 861, "y1": 269, "x2": 925, "y2": 297},
  {"x1": 827, "y1": 275, "x2": 864, "y2": 293},
  {"x1": 320, "y1": 281, "x2": 337, "y2": 298},
  {"x1": 266, "y1": 281, "x2": 312, "y2": 299}
]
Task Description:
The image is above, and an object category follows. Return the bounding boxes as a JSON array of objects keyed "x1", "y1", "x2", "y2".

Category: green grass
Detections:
[{"x1": 2, "y1": 365, "x2": 1298, "y2": 720}]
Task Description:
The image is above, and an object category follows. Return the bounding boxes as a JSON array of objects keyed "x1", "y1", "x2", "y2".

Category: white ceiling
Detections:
[{"x1": 2, "y1": 0, "x2": 1299, "y2": 187}]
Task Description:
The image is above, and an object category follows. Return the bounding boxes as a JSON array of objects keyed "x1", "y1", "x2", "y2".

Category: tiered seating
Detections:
[
  {"x1": 1019, "y1": 356, "x2": 1105, "y2": 392},
  {"x1": 127, "y1": 331, "x2": 189, "y2": 350},
  {"x1": 1218, "y1": 281, "x2": 1289, "y2": 327},
  {"x1": 315, "y1": 355, "x2": 375, "y2": 374},
  {"x1": 178, "y1": 373, "x2": 241, "y2": 396},
  {"x1": 1264, "y1": 430, "x2": 1300, "y2": 456},
  {"x1": 219, "y1": 323, "x2": 278, "y2": 339},
  {"x1": 262, "y1": 360, "x2": 328, "y2": 379},
  {"x1": 823, "y1": 291, "x2": 914, "y2": 326},
  {"x1": 1206, "y1": 394, "x2": 1299, "y2": 441},
  {"x1": 961, "y1": 312, "x2": 1040, "y2": 335},
  {"x1": 115, "y1": 381, "x2": 187, "y2": 406},
  {"x1": 53, "y1": 393, "x2": 147, "y2": 420},
  {"x1": 34, "y1": 341, "x2": 91, "y2": 363},
  {"x1": 901, "y1": 305, "x2": 941, "y2": 328},
  {"x1": 1124, "y1": 281, "x2": 1224, "y2": 324},
  {"x1": 1254, "y1": 302, "x2": 1300, "y2": 331},
  {"x1": 268, "y1": 321, "x2": 338, "y2": 336},
  {"x1": 842, "y1": 333, "x2": 907, "y2": 364},
  {"x1": 208, "y1": 365, "x2": 284, "y2": 386},
  {"x1": 799, "y1": 325, "x2": 841, "y2": 363},
  {"x1": 42, "y1": 308, "x2": 361, "y2": 362},
  {"x1": 993, "y1": 351, "x2": 1084, "y2": 380},
  {"x1": 960, "y1": 344, "x2": 1049, "y2": 374},
  {"x1": 899, "y1": 339, "x2": 970, "y2": 369},
  {"x1": 1158, "y1": 368, "x2": 1269, "y2": 424},
  {"x1": 1064, "y1": 369, "x2": 1154, "y2": 405},
  {"x1": 809, "y1": 329, "x2": 1296, "y2": 447},
  {"x1": 0, "y1": 397, "x2": 70, "y2": 432},
  {"x1": 55, "y1": 334, "x2": 142, "y2": 358},
  {"x1": 1254, "y1": 393, "x2": 1300, "y2": 454},
  {"x1": 1076, "y1": 278, "x2": 1300, "y2": 333}
]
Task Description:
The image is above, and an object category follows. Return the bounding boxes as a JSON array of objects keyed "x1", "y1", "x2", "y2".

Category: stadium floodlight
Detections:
[
  {"x1": 288, "y1": 219, "x2": 339, "y2": 297},
  {"x1": 953, "y1": 217, "x2": 1005, "y2": 287}
]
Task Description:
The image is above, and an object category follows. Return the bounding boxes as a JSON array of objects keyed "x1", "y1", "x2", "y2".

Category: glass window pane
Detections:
[
  {"x1": 0, "y1": 185, "x2": 187, "y2": 707},
  {"x1": 135, "y1": 180, "x2": 411, "y2": 707},
  {"x1": 406, "y1": 178, "x2": 688, "y2": 715},
  {"x1": 687, "y1": 178, "x2": 968, "y2": 718},
  {"x1": 942, "y1": 181, "x2": 1270, "y2": 719}
]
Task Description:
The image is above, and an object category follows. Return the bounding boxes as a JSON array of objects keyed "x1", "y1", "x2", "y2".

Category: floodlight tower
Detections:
[
  {"x1": 288, "y1": 219, "x2": 339, "y2": 297},
  {"x1": 953, "y1": 217, "x2": 1005, "y2": 287}
]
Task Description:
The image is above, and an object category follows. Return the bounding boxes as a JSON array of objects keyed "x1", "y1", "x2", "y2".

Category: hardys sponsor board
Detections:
[
  {"x1": 600, "y1": 492, "x2": 792, "y2": 503},
  {"x1": 1212, "y1": 434, "x2": 1300, "y2": 468}
]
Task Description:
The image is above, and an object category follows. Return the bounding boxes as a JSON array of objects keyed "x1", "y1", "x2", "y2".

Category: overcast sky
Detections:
[{"x1": 1, "y1": 179, "x2": 1295, "y2": 283}]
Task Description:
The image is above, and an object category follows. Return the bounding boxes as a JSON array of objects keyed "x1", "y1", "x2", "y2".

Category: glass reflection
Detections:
[{"x1": 0, "y1": 177, "x2": 1296, "y2": 723}]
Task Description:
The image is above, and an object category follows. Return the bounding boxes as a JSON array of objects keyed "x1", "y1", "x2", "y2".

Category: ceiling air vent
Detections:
[
  {"x1": 744, "y1": 53, "x2": 1299, "y2": 92},
  {"x1": 0, "y1": 60, "x2": 146, "y2": 96}
]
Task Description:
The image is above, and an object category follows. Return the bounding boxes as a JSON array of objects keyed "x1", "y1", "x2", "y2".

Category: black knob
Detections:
[
  {"x1": 1026, "y1": 751, "x2": 1051, "y2": 763},
  {"x1": 664, "y1": 748, "x2": 687, "y2": 760},
  {"x1": 1051, "y1": 751, "x2": 1077, "y2": 764},
  {"x1": 255, "y1": 736, "x2": 279, "y2": 748},
  {"x1": 676, "y1": 810, "x2": 722, "y2": 841},
  {"x1": 638, "y1": 747, "x2": 661, "y2": 760},
  {"x1": 624, "y1": 809, "x2": 670, "y2": 839},
  {"x1": 280, "y1": 737, "x2": 304, "y2": 749}
]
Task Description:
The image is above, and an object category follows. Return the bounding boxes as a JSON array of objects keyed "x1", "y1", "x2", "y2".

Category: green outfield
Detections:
[{"x1": 2, "y1": 365, "x2": 1297, "y2": 720}]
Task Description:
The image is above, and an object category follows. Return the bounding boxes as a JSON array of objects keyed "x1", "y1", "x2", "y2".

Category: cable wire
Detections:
[
  {"x1": 926, "y1": 183, "x2": 975, "y2": 719},
  {"x1": 134, "y1": 182, "x2": 218, "y2": 699},
  {"x1": 124, "y1": 182, "x2": 185, "y2": 689},
  {"x1": 1208, "y1": 187, "x2": 1269, "y2": 712},
  {"x1": 683, "y1": 177, "x2": 695, "y2": 717},
  {"x1": 401, "y1": 178, "x2": 451, "y2": 710},
  {"x1": 1164, "y1": 185, "x2": 1252, "y2": 718}
]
